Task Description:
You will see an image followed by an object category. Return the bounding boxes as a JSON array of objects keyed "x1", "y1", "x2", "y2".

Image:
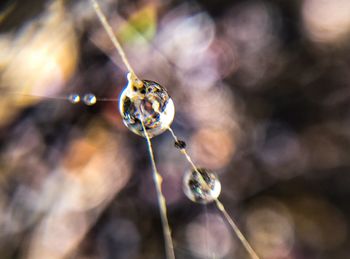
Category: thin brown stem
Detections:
[
  {"x1": 167, "y1": 127, "x2": 261, "y2": 259},
  {"x1": 215, "y1": 200, "x2": 260, "y2": 259},
  {"x1": 141, "y1": 121, "x2": 176, "y2": 259},
  {"x1": 90, "y1": 0, "x2": 139, "y2": 80}
]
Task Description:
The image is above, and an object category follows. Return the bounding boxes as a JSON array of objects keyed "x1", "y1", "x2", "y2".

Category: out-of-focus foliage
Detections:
[{"x1": 0, "y1": 0, "x2": 350, "y2": 258}]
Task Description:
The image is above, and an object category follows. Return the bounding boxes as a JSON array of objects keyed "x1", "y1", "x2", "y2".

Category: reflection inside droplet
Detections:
[
  {"x1": 183, "y1": 168, "x2": 221, "y2": 204},
  {"x1": 119, "y1": 80, "x2": 175, "y2": 138}
]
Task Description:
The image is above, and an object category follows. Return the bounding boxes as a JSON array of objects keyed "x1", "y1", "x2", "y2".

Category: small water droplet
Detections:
[
  {"x1": 83, "y1": 93, "x2": 97, "y2": 106},
  {"x1": 119, "y1": 80, "x2": 175, "y2": 138},
  {"x1": 183, "y1": 168, "x2": 221, "y2": 204},
  {"x1": 67, "y1": 93, "x2": 80, "y2": 104}
]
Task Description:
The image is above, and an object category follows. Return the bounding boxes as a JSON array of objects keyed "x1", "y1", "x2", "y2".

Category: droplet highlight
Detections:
[
  {"x1": 83, "y1": 93, "x2": 97, "y2": 106},
  {"x1": 67, "y1": 93, "x2": 80, "y2": 104},
  {"x1": 183, "y1": 168, "x2": 221, "y2": 204}
]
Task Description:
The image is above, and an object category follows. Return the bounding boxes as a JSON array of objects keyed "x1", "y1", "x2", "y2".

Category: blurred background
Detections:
[{"x1": 1, "y1": 0, "x2": 350, "y2": 258}]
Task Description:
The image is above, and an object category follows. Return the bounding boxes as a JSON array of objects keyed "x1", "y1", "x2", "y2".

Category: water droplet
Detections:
[
  {"x1": 119, "y1": 80, "x2": 175, "y2": 138},
  {"x1": 67, "y1": 93, "x2": 80, "y2": 104},
  {"x1": 83, "y1": 93, "x2": 97, "y2": 106},
  {"x1": 183, "y1": 168, "x2": 221, "y2": 204},
  {"x1": 175, "y1": 140, "x2": 186, "y2": 149}
]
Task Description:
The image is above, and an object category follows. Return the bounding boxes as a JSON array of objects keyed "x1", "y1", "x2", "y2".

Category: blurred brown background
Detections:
[{"x1": 1, "y1": 0, "x2": 350, "y2": 258}]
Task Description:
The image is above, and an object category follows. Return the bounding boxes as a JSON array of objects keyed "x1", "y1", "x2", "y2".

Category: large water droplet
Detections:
[
  {"x1": 119, "y1": 80, "x2": 175, "y2": 138},
  {"x1": 183, "y1": 168, "x2": 221, "y2": 204}
]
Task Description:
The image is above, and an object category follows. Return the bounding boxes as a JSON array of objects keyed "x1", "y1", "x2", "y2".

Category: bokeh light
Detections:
[
  {"x1": 302, "y1": 0, "x2": 350, "y2": 44},
  {"x1": 1, "y1": 0, "x2": 350, "y2": 258}
]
